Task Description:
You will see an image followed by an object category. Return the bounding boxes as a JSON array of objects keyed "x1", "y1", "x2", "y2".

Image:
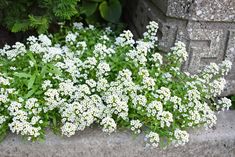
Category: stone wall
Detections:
[{"x1": 125, "y1": 0, "x2": 235, "y2": 95}]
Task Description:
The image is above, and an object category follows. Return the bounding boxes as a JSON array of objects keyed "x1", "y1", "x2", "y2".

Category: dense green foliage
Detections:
[{"x1": 0, "y1": 0, "x2": 124, "y2": 34}]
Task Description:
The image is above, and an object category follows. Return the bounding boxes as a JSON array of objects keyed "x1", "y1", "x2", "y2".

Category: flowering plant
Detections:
[{"x1": 0, "y1": 21, "x2": 232, "y2": 147}]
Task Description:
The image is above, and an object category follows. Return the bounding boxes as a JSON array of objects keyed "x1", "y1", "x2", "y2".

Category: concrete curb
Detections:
[{"x1": 0, "y1": 111, "x2": 235, "y2": 157}]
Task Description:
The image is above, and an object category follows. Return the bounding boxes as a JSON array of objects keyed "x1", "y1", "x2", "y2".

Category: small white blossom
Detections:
[
  {"x1": 130, "y1": 119, "x2": 142, "y2": 134},
  {"x1": 173, "y1": 129, "x2": 189, "y2": 146},
  {"x1": 61, "y1": 122, "x2": 77, "y2": 137},
  {"x1": 145, "y1": 131, "x2": 160, "y2": 147},
  {"x1": 100, "y1": 117, "x2": 117, "y2": 134},
  {"x1": 217, "y1": 97, "x2": 232, "y2": 111}
]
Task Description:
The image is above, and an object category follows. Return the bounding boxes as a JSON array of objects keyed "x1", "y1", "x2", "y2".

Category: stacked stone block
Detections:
[{"x1": 125, "y1": 0, "x2": 235, "y2": 95}]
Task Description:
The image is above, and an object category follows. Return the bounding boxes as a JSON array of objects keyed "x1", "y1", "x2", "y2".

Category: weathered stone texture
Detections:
[
  {"x1": 166, "y1": 0, "x2": 235, "y2": 22},
  {"x1": 125, "y1": 0, "x2": 235, "y2": 95}
]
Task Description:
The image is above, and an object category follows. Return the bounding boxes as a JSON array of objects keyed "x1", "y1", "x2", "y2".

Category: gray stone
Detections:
[
  {"x1": 0, "y1": 111, "x2": 234, "y2": 157},
  {"x1": 149, "y1": 0, "x2": 235, "y2": 22},
  {"x1": 167, "y1": 0, "x2": 235, "y2": 22},
  {"x1": 125, "y1": 0, "x2": 235, "y2": 95}
]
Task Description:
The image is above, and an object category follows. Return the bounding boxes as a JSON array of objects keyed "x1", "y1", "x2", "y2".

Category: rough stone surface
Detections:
[
  {"x1": 149, "y1": 0, "x2": 235, "y2": 22},
  {"x1": 0, "y1": 111, "x2": 234, "y2": 157},
  {"x1": 125, "y1": 0, "x2": 235, "y2": 95},
  {"x1": 167, "y1": 0, "x2": 235, "y2": 22}
]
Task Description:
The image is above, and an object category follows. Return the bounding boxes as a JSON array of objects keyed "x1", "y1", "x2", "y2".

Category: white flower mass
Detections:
[{"x1": 0, "y1": 21, "x2": 232, "y2": 148}]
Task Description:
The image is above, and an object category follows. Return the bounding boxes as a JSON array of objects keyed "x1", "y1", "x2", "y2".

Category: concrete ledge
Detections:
[{"x1": 0, "y1": 111, "x2": 235, "y2": 157}]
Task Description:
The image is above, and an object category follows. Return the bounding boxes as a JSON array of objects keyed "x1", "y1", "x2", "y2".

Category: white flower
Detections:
[
  {"x1": 76, "y1": 41, "x2": 87, "y2": 55},
  {"x1": 38, "y1": 34, "x2": 52, "y2": 46},
  {"x1": 43, "y1": 47, "x2": 63, "y2": 62},
  {"x1": 100, "y1": 35, "x2": 109, "y2": 41},
  {"x1": 25, "y1": 98, "x2": 39, "y2": 110},
  {"x1": 186, "y1": 89, "x2": 201, "y2": 101},
  {"x1": 42, "y1": 80, "x2": 52, "y2": 90},
  {"x1": 143, "y1": 76, "x2": 155, "y2": 90},
  {"x1": 93, "y1": 43, "x2": 115, "y2": 59},
  {"x1": 0, "y1": 116, "x2": 7, "y2": 125},
  {"x1": 65, "y1": 32, "x2": 78, "y2": 44},
  {"x1": 150, "y1": 52, "x2": 163, "y2": 66},
  {"x1": 100, "y1": 117, "x2": 117, "y2": 133},
  {"x1": 96, "y1": 78, "x2": 109, "y2": 92},
  {"x1": 208, "y1": 78, "x2": 226, "y2": 97},
  {"x1": 217, "y1": 97, "x2": 232, "y2": 111},
  {"x1": 0, "y1": 76, "x2": 10, "y2": 85},
  {"x1": 115, "y1": 30, "x2": 135, "y2": 46},
  {"x1": 146, "y1": 101, "x2": 163, "y2": 117},
  {"x1": 132, "y1": 95, "x2": 147, "y2": 108},
  {"x1": 220, "y1": 60, "x2": 232, "y2": 75},
  {"x1": 169, "y1": 41, "x2": 188, "y2": 63},
  {"x1": 173, "y1": 129, "x2": 189, "y2": 146},
  {"x1": 97, "y1": 62, "x2": 110, "y2": 76},
  {"x1": 157, "y1": 111, "x2": 173, "y2": 128},
  {"x1": 73, "y1": 22, "x2": 83, "y2": 29},
  {"x1": 44, "y1": 88, "x2": 62, "y2": 111},
  {"x1": 156, "y1": 87, "x2": 171, "y2": 101},
  {"x1": 145, "y1": 131, "x2": 160, "y2": 147},
  {"x1": 61, "y1": 122, "x2": 77, "y2": 137},
  {"x1": 86, "y1": 79, "x2": 97, "y2": 88},
  {"x1": 9, "y1": 66, "x2": 16, "y2": 70},
  {"x1": 0, "y1": 42, "x2": 26, "y2": 59},
  {"x1": 105, "y1": 27, "x2": 112, "y2": 34},
  {"x1": 138, "y1": 67, "x2": 149, "y2": 77},
  {"x1": 130, "y1": 119, "x2": 142, "y2": 134},
  {"x1": 143, "y1": 21, "x2": 159, "y2": 42},
  {"x1": 27, "y1": 36, "x2": 37, "y2": 44},
  {"x1": 88, "y1": 25, "x2": 95, "y2": 30}
]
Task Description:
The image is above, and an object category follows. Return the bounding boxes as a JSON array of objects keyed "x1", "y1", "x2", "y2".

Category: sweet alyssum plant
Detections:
[{"x1": 0, "y1": 21, "x2": 232, "y2": 147}]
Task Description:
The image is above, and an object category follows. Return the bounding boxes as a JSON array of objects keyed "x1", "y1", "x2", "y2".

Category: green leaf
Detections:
[
  {"x1": 27, "y1": 52, "x2": 36, "y2": 64},
  {"x1": 29, "y1": 15, "x2": 49, "y2": 34},
  {"x1": 11, "y1": 20, "x2": 30, "y2": 32},
  {"x1": 0, "y1": 126, "x2": 7, "y2": 142},
  {"x1": 53, "y1": 0, "x2": 78, "y2": 20},
  {"x1": 24, "y1": 86, "x2": 38, "y2": 98},
  {"x1": 27, "y1": 74, "x2": 36, "y2": 90},
  {"x1": 48, "y1": 64, "x2": 62, "y2": 76},
  {"x1": 99, "y1": 0, "x2": 121, "y2": 23},
  {"x1": 40, "y1": 65, "x2": 47, "y2": 76},
  {"x1": 85, "y1": 11, "x2": 102, "y2": 24},
  {"x1": 88, "y1": 0, "x2": 104, "y2": 2},
  {"x1": 53, "y1": 116, "x2": 57, "y2": 127},
  {"x1": 35, "y1": 90, "x2": 44, "y2": 95},
  {"x1": 13, "y1": 72, "x2": 31, "y2": 78},
  {"x1": 81, "y1": 1, "x2": 98, "y2": 17}
]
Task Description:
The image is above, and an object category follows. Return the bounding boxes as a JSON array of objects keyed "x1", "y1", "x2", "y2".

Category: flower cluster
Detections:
[
  {"x1": 0, "y1": 21, "x2": 232, "y2": 147},
  {"x1": 100, "y1": 117, "x2": 117, "y2": 134},
  {"x1": 8, "y1": 99, "x2": 43, "y2": 140},
  {"x1": 173, "y1": 129, "x2": 189, "y2": 146},
  {"x1": 115, "y1": 30, "x2": 135, "y2": 46},
  {"x1": 217, "y1": 97, "x2": 232, "y2": 111},
  {"x1": 167, "y1": 41, "x2": 188, "y2": 65},
  {"x1": 145, "y1": 132, "x2": 160, "y2": 147},
  {"x1": 130, "y1": 120, "x2": 142, "y2": 134}
]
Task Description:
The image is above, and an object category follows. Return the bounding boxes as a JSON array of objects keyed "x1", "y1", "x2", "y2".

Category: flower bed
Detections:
[{"x1": 0, "y1": 21, "x2": 232, "y2": 147}]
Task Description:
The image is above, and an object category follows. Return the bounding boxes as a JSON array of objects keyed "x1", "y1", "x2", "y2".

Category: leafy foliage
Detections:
[
  {"x1": 0, "y1": 21, "x2": 232, "y2": 147},
  {"x1": 99, "y1": 0, "x2": 121, "y2": 23},
  {"x1": 0, "y1": 0, "x2": 124, "y2": 34},
  {"x1": 231, "y1": 96, "x2": 235, "y2": 110}
]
